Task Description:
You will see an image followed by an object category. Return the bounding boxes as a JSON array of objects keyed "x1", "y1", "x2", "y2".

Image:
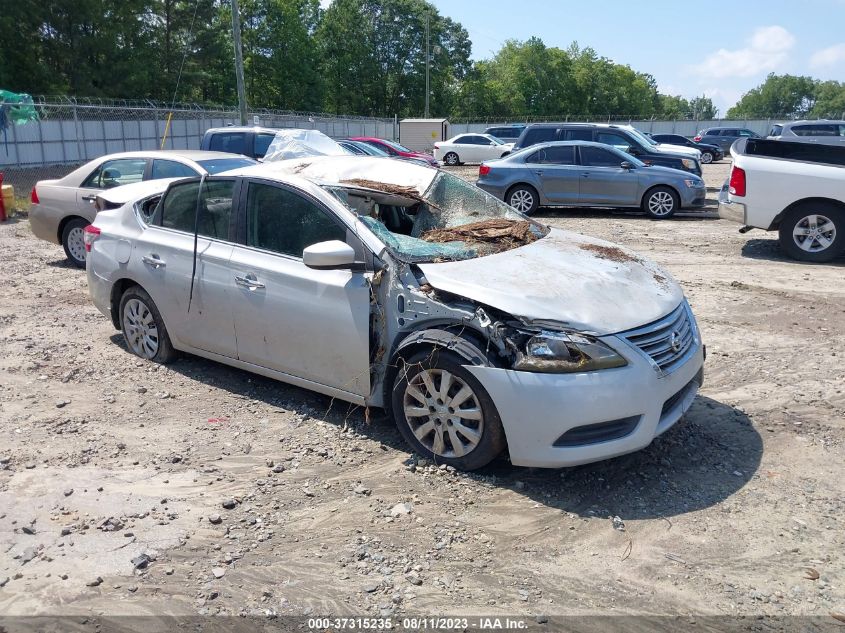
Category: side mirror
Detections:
[
  {"x1": 303, "y1": 240, "x2": 358, "y2": 270},
  {"x1": 620, "y1": 161, "x2": 634, "y2": 170}
]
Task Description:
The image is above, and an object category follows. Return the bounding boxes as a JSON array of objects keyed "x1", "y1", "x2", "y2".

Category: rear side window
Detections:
[
  {"x1": 563, "y1": 128, "x2": 593, "y2": 141},
  {"x1": 208, "y1": 132, "x2": 246, "y2": 155},
  {"x1": 83, "y1": 158, "x2": 147, "y2": 189},
  {"x1": 521, "y1": 128, "x2": 557, "y2": 147},
  {"x1": 159, "y1": 179, "x2": 235, "y2": 241},
  {"x1": 704, "y1": 129, "x2": 720, "y2": 136},
  {"x1": 525, "y1": 146, "x2": 575, "y2": 165},
  {"x1": 254, "y1": 133, "x2": 276, "y2": 157},
  {"x1": 453, "y1": 136, "x2": 472, "y2": 145},
  {"x1": 769, "y1": 125, "x2": 783, "y2": 136},
  {"x1": 792, "y1": 124, "x2": 839, "y2": 137},
  {"x1": 151, "y1": 159, "x2": 197, "y2": 179},
  {"x1": 580, "y1": 146, "x2": 622, "y2": 167},
  {"x1": 245, "y1": 182, "x2": 346, "y2": 258}
]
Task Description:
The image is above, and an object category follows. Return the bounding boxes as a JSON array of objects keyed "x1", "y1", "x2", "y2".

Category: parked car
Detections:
[
  {"x1": 693, "y1": 127, "x2": 760, "y2": 152},
  {"x1": 767, "y1": 120, "x2": 845, "y2": 147},
  {"x1": 649, "y1": 133, "x2": 724, "y2": 164},
  {"x1": 338, "y1": 139, "x2": 432, "y2": 167},
  {"x1": 719, "y1": 138, "x2": 845, "y2": 262},
  {"x1": 28, "y1": 150, "x2": 256, "y2": 267},
  {"x1": 513, "y1": 123, "x2": 702, "y2": 176},
  {"x1": 349, "y1": 137, "x2": 439, "y2": 167},
  {"x1": 433, "y1": 133, "x2": 513, "y2": 165},
  {"x1": 483, "y1": 124, "x2": 527, "y2": 142},
  {"x1": 477, "y1": 141, "x2": 705, "y2": 218},
  {"x1": 85, "y1": 155, "x2": 704, "y2": 471},
  {"x1": 200, "y1": 126, "x2": 280, "y2": 159}
]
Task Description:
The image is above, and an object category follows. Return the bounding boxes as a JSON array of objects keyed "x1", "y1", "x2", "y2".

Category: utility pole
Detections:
[
  {"x1": 424, "y1": 13, "x2": 430, "y2": 118},
  {"x1": 231, "y1": 0, "x2": 248, "y2": 125}
]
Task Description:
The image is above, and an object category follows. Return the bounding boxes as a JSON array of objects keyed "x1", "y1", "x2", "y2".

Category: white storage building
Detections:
[{"x1": 399, "y1": 118, "x2": 450, "y2": 152}]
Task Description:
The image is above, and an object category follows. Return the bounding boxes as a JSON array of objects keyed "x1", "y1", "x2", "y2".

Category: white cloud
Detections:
[
  {"x1": 810, "y1": 43, "x2": 845, "y2": 68},
  {"x1": 692, "y1": 26, "x2": 795, "y2": 79}
]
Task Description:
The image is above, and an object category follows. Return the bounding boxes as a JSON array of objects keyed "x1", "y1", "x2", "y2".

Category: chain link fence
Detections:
[{"x1": 0, "y1": 97, "x2": 397, "y2": 212}]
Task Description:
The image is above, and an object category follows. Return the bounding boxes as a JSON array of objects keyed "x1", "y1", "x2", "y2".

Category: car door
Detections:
[
  {"x1": 134, "y1": 177, "x2": 239, "y2": 357},
  {"x1": 77, "y1": 157, "x2": 149, "y2": 215},
  {"x1": 577, "y1": 145, "x2": 639, "y2": 206},
  {"x1": 524, "y1": 145, "x2": 579, "y2": 204},
  {"x1": 464, "y1": 135, "x2": 489, "y2": 162},
  {"x1": 228, "y1": 179, "x2": 371, "y2": 398}
]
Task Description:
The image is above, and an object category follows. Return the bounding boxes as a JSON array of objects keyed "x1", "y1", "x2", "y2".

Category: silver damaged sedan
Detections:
[{"x1": 86, "y1": 156, "x2": 705, "y2": 470}]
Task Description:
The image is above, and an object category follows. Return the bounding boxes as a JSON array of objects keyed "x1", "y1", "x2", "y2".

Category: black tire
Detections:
[
  {"x1": 778, "y1": 202, "x2": 845, "y2": 263},
  {"x1": 444, "y1": 152, "x2": 459, "y2": 166},
  {"x1": 506, "y1": 184, "x2": 539, "y2": 214},
  {"x1": 642, "y1": 186, "x2": 680, "y2": 219},
  {"x1": 118, "y1": 286, "x2": 177, "y2": 363},
  {"x1": 391, "y1": 349, "x2": 506, "y2": 471},
  {"x1": 61, "y1": 217, "x2": 89, "y2": 268},
  {"x1": 700, "y1": 151, "x2": 714, "y2": 164}
]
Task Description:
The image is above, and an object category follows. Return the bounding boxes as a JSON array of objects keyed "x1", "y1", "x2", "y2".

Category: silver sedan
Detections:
[{"x1": 476, "y1": 141, "x2": 706, "y2": 219}]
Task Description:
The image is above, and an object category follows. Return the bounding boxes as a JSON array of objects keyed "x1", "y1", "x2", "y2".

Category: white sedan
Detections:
[
  {"x1": 86, "y1": 156, "x2": 704, "y2": 471},
  {"x1": 28, "y1": 150, "x2": 256, "y2": 267},
  {"x1": 434, "y1": 133, "x2": 513, "y2": 166}
]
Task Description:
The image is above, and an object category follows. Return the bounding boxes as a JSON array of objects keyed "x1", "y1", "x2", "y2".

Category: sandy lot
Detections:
[{"x1": 0, "y1": 160, "x2": 843, "y2": 625}]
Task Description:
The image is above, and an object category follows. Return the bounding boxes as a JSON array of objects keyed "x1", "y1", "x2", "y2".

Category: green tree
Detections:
[
  {"x1": 727, "y1": 74, "x2": 817, "y2": 118},
  {"x1": 811, "y1": 81, "x2": 845, "y2": 119},
  {"x1": 689, "y1": 96, "x2": 717, "y2": 119}
]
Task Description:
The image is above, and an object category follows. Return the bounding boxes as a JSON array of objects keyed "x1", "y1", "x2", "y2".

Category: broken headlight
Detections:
[{"x1": 513, "y1": 331, "x2": 627, "y2": 374}]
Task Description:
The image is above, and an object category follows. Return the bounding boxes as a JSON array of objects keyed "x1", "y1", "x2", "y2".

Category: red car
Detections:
[{"x1": 350, "y1": 137, "x2": 439, "y2": 167}]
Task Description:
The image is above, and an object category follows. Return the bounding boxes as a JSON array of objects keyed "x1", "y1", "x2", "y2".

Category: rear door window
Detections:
[
  {"x1": 525, "y1": 146, "x2": 576, "y2": 165},
  {"x1": 208, "y1": 132, "x2": 247, "y2": 155},
  {"x1": 563, "y1": 128, "x2": 594, "y2": 141},
  {"x1": 82, "y1": 158, "x2": 148, "y2": 189},
  {"x1": 521, "y1": 128, "x2": 557, "y2": 146},
  {"x1": 245, "y1": 182, "x2": 347, "y2": 258},
  {"x1": 151, "y1": 159, "x2": 198, "y2": 179},
  {"x1": 159, "y1": 179, "x2": 235, "y2": 241}
]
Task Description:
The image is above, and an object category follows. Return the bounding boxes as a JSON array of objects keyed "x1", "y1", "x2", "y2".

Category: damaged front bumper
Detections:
[{"x1": 464, "y1": 338, "x2": 704, "y2": 468}]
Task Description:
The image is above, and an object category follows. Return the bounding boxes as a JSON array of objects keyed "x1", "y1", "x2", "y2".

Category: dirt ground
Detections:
[{"x1": 0, "y1": 159, "x2": 843, "y2": 625}]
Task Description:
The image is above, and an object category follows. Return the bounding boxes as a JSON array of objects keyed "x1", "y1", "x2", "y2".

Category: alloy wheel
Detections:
[
  {"x1": 403, "y1": 368, "x2": 484, "y2": 459},
  {"x1": 445, "y1": 153, "x2": 458, "y2": 165},
  {"x1": 700, "y1": 152, "x2": 713, "y2": 164},
  {"x1": 648, "y1": 191, "x2": 675, "y2": 216},
  {"x1": 509, "y1": 189, "x2": 534, "y2": 213},
  {"x1": 66, "y1": 227, "x2": 86, "y2": 264},
  {"x1": 792, "y1": 213, "x2": 836, "y2": 253},
  {"x1": 122, "y1": 298, "x2": 160, "y2": 359}
]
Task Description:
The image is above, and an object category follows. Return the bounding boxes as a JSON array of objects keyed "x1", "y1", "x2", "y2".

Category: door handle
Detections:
[
  {"x1": 235, "y1": 274, "x2": 265, "y2": 290},
  {"x1": 533, "y1": 170, "x2": 544, "y2": 176},
  {"x1": 142, "y1": 254, "x2": 165, "y2": 269},
  {"x1": 581, "y1": 173, "x2": 590, "y2": 178},
  {"x1": 81, "y1": 195, "x2": 97, "y2": 202}
]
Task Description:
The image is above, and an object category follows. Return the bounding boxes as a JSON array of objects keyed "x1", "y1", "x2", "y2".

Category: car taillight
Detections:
[
  {"x1": 83, "y1": 224, "x2": 101, "y2": 252},
  {"x1": 479, "y1": 164, "x2": 490, "y2": 176},
  {"x1": 30, "y1": 187, "x2": 39, "y2": 204},
  {"x1": 729, "y1": 166, "x2": 746, "y2": 197},
  {"x1": 693, "y1": 135, "x2": 702, "y2": 142}
]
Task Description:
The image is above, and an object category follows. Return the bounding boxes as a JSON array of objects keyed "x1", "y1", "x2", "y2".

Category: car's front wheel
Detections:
[
  {"x1": 643, "y1": 186, "x2": 679, "y2": 219},
  {"x1": 392, "y1": 349, "x2": 506, "y2": 471},
  {"x1": 443, "y1": 152, "x2": 459, "y2": 166},
  {"x1": 700, "y1": 151, "x2": 714, "y2": 164},
  {"x1": 778, "y1": 203, "x2": 844, "y2": 262},
  {"x1": 61, "y1": 218, "x2": 89, "y2": 268},
  {"x1": 119, "y1": 286, "x2": 177, "y2": 363},
  {"x1": 506, "y1": 184, "x2": 539, "y2": 214}
]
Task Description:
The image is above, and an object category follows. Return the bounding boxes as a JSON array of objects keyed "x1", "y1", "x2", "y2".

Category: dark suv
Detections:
[
  {"x1": 513, "y1": 123, "x2": 702, "y2": 175},
  {"x1": 694, "y1": 127, "x2": 760, "y2": 153},
  {"x1": 483, "y1": 124, "x2": 527, "y2": 142}
]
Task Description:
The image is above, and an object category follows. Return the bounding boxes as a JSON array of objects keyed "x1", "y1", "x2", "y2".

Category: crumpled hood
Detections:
[{"x1": 418, "y1": 228, "x2": 684, "y2": 336}]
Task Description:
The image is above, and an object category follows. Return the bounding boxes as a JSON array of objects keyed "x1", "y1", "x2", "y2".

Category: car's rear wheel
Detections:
[
  {"x1": 642, "y1": 186, "x2": 679, "y2": 219},
  {"x1": 778, "y1": 203, "x2": 845, "y2": 263},
  {"x1": 700, "y1": 151, "x2": 714, "y2": 164},
  {"x1": 392, "y1": 349, "x2": 506, "y2": 471},
  {"x1": 506, "y1": 184, "x2": 539, "y2": 214},
  {"x1": 119, "y1": 286, "x2": 176, "y2": 363},
  {"x1": 61, "y1": 218, "x2": 89, "y2": 268},
  {"x1": 444, "y1": 152, "x2": 459, "y2": 166}
]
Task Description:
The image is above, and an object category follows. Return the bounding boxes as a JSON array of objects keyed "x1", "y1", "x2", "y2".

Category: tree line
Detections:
[
  {"x1": 0, "y1": 0, "x2": 746, "y2": 120},
  {"x1": 728, "y1": 74, "x2": 845, "y2": 120}
]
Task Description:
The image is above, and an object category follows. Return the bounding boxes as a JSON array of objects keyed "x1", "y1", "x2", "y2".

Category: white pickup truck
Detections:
[{"x1": 719, "y1": 138, "x2": 845, "y2": 262}]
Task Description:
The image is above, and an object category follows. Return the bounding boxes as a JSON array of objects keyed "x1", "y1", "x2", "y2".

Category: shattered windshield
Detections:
[{"x1": 325, "y1": 170, "x2": 549, "y2": 263}]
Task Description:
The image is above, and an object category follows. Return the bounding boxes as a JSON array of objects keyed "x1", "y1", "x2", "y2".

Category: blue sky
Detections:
[{"x1": 425, "y1": 0, "x2": 845, "y2": 115}]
